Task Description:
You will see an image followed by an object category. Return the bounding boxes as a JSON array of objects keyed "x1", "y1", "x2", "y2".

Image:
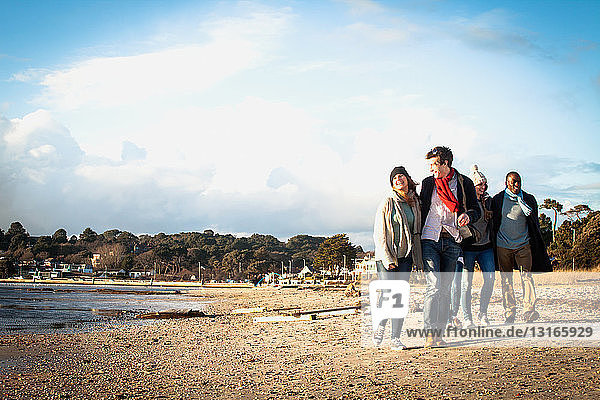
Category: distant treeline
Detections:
[
  {"x1": 0, "y1": 223, "x2": 363, "y2": 280},
  {"x1": 1, "y1": 197, "x2": 598, "y2": 279}
]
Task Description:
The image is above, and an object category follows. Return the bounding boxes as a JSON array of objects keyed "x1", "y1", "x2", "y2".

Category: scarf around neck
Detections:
[
  {"x1": 504, "y1": 188, "x2": 532, "y2": 217},
  {"x1": 435, "y1": 168, "x2": 459, "y2": 213},
  {"x1": 394, "y1": 189, "x2": 416, "y2": 207}
]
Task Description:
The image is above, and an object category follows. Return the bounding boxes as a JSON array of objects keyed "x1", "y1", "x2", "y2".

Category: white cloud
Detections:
[
  {"x1": 35, "y1": 41, "x2": 260, "y2": 110},
  {"x1": 344, "y1": 22, "x2": 415, "y2": 43},
  {"x1": 121, "y1": 140, "x2": 146, "y2": 162},
  {"x1": 2, "y1": 109, "x2": 83, "y2": 169},
  {"x1": 29, "y1": 144, "x2": 56, "y2": 159},
  {"x1": 286, "y1": 61, "x2": 340, "y2": 73},
  {"x1": 9, "y1": 68, "x2": 50, "y2": 83},
  {"x1": 202, "y1": 7, "x2": 292, "y2": 41},
  {"x1": 30, "y1": 9, "x2": 292, "y2": 111},
  {"x1": 337, "y1": 0, "x2": 385, "y2": 15}
]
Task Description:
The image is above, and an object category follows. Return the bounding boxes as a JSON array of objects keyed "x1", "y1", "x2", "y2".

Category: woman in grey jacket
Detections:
[{"x1": 373, "y1": 166, "x2": 424, "y2": 350}]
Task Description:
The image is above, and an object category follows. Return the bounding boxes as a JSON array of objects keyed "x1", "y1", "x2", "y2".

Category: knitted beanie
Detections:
[
  {"x1": 470, "y1": 165, "x2": 487, "y2": 186},
  {"x1": 390, "y1": 166, "x2": 409, "y2": 186}
]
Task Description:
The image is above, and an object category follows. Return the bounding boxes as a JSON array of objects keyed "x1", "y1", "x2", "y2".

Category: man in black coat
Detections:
[
  {"x1": 491, "y1": 171, "x2": 552, "y2": 324},
  {"x1": 420, "y1": 146, "x2": 480, "y2": 346}
]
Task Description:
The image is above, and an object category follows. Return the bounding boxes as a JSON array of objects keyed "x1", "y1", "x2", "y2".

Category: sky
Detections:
[{"x1": 1, "y1": 0, "x2": 599, "y2": 250}]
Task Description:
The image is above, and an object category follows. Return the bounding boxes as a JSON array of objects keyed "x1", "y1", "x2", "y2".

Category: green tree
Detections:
[
  {"x1": 97, "y1": 243, "x2": 126, "y2": 272},
  {"x1": 571, "y1": 212, "x2": 600, "y2": 269},
  {"x1": 539, "y1": 214, "x2": 553, "y2": 246},
  {"x1": 563, "y1": 204, "x2": 592, "y2": 222},
  {"x1": 33, "y1": 236, "x2": 53, "y2": 256},
  {"x1": 116, "y1": 231, "x2": 139, "y2": 250},
  {"x1": 313, "y1": 234, "x2": 357, "y2": 276},
  {"x1": 548, "y1": 206, "x2": 599, "y2": 270},
  {"x1": 187, "y1": 247, "x2": 209, "y2": 267},
  {"x1": 52, "y1": 228, "x2": 68, "y2": 244},
  {"x1": 6, "y1": 221, "x2": 27, "y2": 238},
  {"x1": 540, "y1": 199, "x2": 563, "y2": 242},
  {"x1": 8, "y1": 233, "x2": 29, "y2": 252},
  {"x1": 80, "y1": 227, "x2": 98, "y2": 243},
  {"x1": 102, "y1": 229, "x2": 121, "y2": 242},
  {"x1": 222, "y1": 249, "x2": 251, "y2": 280},
  {"x1": 120, "y1": 254, "x2": 135, "y2": 272},
  {"x1": 286, "y1": 235, "x2": 325, "y2": 266}
]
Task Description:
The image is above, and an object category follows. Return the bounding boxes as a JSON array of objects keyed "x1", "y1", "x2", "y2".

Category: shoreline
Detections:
[
  {"x1": 4, "y1": 269, "x2": 600, "y2": 289},
  {"x1": 0, "y1": 278, "x2": 254, "y2": 288}
]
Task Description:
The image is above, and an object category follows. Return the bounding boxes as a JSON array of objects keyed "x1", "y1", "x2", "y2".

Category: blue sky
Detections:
[{"x1": 1, "y1": 0, "x2": 599, "y2": 249}]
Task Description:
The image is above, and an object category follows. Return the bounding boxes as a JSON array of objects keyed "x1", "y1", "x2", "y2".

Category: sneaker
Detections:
[
  {"x1": 505, "y1": 314, "x2": 516, "y2": 324},
  {"x1": 434, "y1": 337, "x2": 448, "y2": 347},
  {"x1": 478, "y1": 313, "x2": 490, "y2": 327},
  {"x1": 448, "y1": 316, "x2": 462, "y2": 329},
  {"x1": 524, "y1": 310, "x2": 539, "y2": 323},
  {"x1": 373, "y1": 324, "x2": 385, "y2": 346},
  {"x1": 463, "y1": 319, "x2": 476, "y2": 329},
  {"x1": 390, "y1": 338, "x2": 407, "y2": 351}
]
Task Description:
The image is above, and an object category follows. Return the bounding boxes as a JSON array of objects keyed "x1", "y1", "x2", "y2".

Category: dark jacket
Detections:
[
  {"x1": 462, "y1": 194, "x2": 494, "y2": 252},
  {"x1": 420, "y1": 169, "x2": 481, "y2": 239},
  {"x1": 491, "y1": 190, "x2": 552, "y2": 272}
]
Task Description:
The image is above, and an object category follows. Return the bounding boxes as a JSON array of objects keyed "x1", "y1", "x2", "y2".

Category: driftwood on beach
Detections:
[
  {"x1": 137, "y1": 309, "x2": 215, "y2": 319},
  {"x1": 286, "y1": 305, "x2": 360, "y2": 316},
  {"x1": 231, "y1": 306, "x2": 301, "y2": 314},
  {"x1": 252, "y1": 304, "x2": 361, "y2": 323}
]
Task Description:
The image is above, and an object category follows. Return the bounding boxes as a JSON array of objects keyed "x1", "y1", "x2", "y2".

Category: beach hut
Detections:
[{"x1": 298, "y1": 265, "x2": 314, "y2": 277}]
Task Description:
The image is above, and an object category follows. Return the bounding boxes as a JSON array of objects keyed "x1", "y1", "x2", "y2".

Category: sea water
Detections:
[{"x1": 0, "y1": 283, "x2": 211, "y2": 334}]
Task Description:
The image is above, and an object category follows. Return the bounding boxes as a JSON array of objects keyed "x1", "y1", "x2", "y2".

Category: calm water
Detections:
[{"x1": 0, "y1": 283, "x2": 211, "y2": 334}]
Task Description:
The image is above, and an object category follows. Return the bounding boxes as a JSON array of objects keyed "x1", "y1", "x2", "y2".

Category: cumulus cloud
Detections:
[
  {"x1": 28, "y1": 9, "x2": 291, "y2": 111},
  {"x1": 121, "y1": 141, "x2": 146, "y2": 162},
  {"x1": 34, "y1": 43, "x2": 260, "y2": 110},
  {"x1": 2, "y1": 110, "x2": 84, "y2": 172},
  {"x1": 0, "y1": 98, "x2": 484, "y2": 249}
]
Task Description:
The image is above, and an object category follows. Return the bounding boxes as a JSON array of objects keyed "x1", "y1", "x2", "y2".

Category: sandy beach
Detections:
[{"x1": 2, "y1": 282, "x2": 600, "y2": 399}]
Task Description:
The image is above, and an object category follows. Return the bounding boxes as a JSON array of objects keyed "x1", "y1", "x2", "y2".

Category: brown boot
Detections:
[{"x1": 424, "y1": 334, "x2": 435, "y2": 348}]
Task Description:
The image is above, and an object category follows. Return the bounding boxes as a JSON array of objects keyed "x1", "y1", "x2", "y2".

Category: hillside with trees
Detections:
[
  {"x1": 0, "y1": 223, "x2": 365, "y2": 281},
  {"x1": 541, "y1": 201, "x2": 600, "y2": 270},
  {"x1": 1, "y1": 200, "x2": 598, "y2": 280}
]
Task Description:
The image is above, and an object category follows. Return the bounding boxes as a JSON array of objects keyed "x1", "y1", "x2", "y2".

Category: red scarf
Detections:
[{"x1": 435, "y1": 168, "x2": 459, "y2": 213}]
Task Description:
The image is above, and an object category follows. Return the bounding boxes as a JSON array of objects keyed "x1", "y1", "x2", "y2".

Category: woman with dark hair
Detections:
[{"x1": 373, "y1": 166, "x2": 424, "y2": 350}]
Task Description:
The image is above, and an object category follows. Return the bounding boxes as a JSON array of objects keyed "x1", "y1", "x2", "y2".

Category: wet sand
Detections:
[{"x1": 2, "y1": 285, "x2": 600, "y2": 399}]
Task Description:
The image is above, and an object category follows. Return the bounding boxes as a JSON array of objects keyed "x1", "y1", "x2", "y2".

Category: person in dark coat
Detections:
[
  {"x1": 491, "y1": 171, "x2": 552, "y2": 324},
  {"x1": 420, "y1": 146, "x2": 480, "y2": 347}
]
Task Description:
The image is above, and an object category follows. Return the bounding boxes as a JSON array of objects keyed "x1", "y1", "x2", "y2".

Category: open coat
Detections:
[
  {"x1": 373, "y1": 191, "x2": 424, "y2": 271},
  {"x1": 491, "y1": 190, "x2": 552, "y2": 272},
  {"x1": 419, "y1": 170, "x2": 481, "y2": 237}
]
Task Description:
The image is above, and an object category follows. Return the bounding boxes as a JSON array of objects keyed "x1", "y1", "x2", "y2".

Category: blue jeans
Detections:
[
  {"x1": 449, "y1": 254, "x2": 464, "y2": 320},
  {"x1": 376, "y1": 255, "x2": 412, "y2": 339},
  {"x1": 422, "y1": 237, "x2": 461, "y2": 332},
  {"x1": 463, "y1": 248, "x2": 496, "y2": 317}
]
